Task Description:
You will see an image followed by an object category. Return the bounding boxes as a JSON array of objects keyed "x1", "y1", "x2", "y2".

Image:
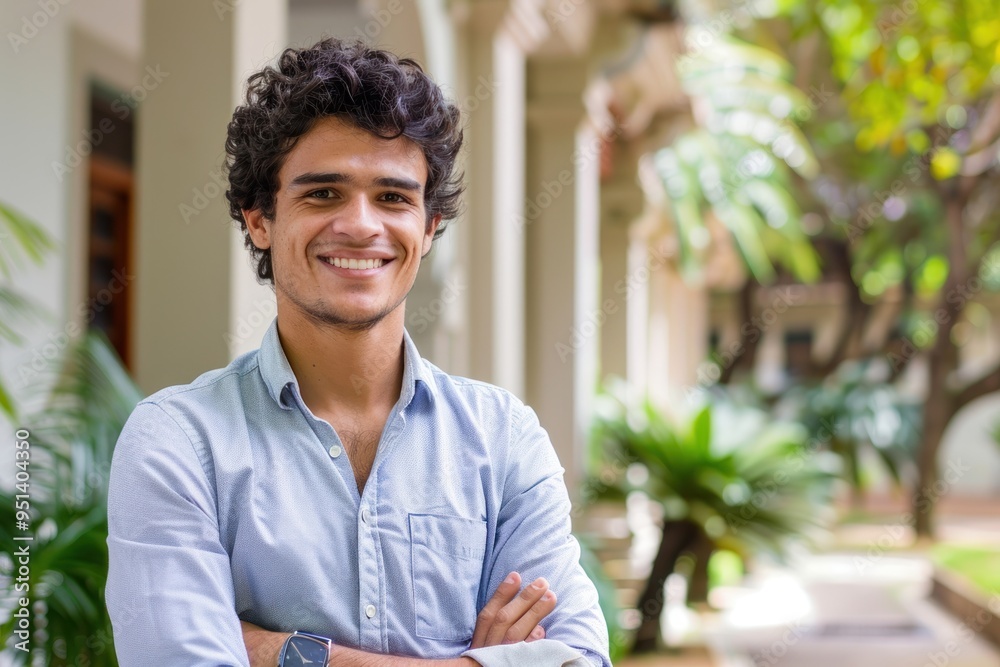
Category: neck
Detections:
[{"x1": 276, "y1": 303, "x2": 406, "y2": 417}]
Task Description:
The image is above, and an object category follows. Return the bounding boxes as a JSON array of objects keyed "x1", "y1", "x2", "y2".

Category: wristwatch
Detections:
[{"x1": 277, "y1": 631, "x2": 333, "y2": 666}]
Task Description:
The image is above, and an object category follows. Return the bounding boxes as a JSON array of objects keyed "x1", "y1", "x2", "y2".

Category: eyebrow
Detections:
[{"x1": 287, "y1": 171, "x2": 423, "y2": 193}]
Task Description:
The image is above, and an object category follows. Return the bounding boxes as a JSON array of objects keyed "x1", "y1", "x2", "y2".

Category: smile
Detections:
[{"x1": 321, "y1": 257, "x2": 389, "y2": 270}]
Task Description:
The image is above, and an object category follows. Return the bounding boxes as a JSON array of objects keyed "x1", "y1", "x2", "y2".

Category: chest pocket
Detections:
[{"x1": 409, "y1": 513, "x2": 487, "y2": 642}]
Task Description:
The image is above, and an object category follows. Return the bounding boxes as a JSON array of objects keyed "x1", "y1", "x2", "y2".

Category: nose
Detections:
[{"x1": 332, "y1": 194, "x2": 383, "y2": 239}]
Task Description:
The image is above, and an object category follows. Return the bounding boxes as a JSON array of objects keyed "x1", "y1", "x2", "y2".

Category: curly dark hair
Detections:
[{"x1": 224, "y1": 38, "x2": 464, "y2": 283}]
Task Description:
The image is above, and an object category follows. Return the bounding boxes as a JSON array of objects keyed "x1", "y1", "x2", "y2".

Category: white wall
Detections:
[{"x1": 0, "y1": 0, "x2": 141, "y2": 486}]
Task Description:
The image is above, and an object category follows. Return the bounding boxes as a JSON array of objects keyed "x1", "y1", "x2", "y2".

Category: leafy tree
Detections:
[
  {"x1": 770, "y1": 0, "x2": 1000, "y2": 536},
  {"x1": 661, "y1": 0, "x2": 1000, "y2": 538}
]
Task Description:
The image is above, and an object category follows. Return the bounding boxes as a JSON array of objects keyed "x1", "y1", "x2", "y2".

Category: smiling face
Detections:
[{"x1": 243, "y1": 116, "x2": 440, "y2": 333}]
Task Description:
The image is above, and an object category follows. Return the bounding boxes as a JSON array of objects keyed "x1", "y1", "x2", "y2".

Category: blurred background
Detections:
[{"x1": 1, "y1": 0, "x2": 1000, "y2": 664}]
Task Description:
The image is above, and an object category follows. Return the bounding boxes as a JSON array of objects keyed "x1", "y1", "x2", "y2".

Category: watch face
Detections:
[{"x1": 281, "y1": 635, "x2": 330, "y2": 666}]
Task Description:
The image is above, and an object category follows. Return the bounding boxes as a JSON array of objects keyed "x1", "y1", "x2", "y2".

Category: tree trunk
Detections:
[
  {"x1": 685, "y1": 531, "x2": 714, "y2": 605},
  {"x1": 631, "y1": 520, "x2": 700, "y2": 654},
  {"x1": 912, "y1": 188, "x2": 967, "y2": 537},
  {"x1": 719, "y1": 281, "x2": 760, "y2": 384},
  {"x1": 913, "y1": 378, "x2": 951, "y2": 537}
]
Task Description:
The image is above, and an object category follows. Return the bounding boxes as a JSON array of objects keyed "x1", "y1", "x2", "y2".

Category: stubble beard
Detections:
[{"x1": 282, "y1": 282, "x2": 406, "y2": 334}]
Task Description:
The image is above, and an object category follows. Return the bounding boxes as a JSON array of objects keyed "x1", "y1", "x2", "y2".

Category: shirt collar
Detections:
[{"x1": 257, "y1": 317, "x2": 436, "y2": 411}]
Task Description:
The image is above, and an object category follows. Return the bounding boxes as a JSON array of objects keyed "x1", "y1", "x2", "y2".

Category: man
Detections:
[{"x1": 106, "y1": 38, "x2": 611, "y2": 667}]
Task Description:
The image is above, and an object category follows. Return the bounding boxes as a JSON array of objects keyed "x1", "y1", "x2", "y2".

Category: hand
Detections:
[{"x1": 470, "y1": 572, "x2": 557, "y2": 649}]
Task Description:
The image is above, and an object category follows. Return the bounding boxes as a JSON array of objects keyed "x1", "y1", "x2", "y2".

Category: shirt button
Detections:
[
  {"x1": 361, "y1": 508, "x2": 370, "y2": 523},
  {"x1": 328, "y1": 445, "x2": 342, "y2": 458},
  {"x1": 365, "y1": 604, "x2": 376, "y2": 619}
]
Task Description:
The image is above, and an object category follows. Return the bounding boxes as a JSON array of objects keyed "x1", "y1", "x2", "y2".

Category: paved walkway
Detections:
[
  {"x1": 585, "y1": 501, "x2": 1000, "y2": 665},
  {"x1": 704, "y1": 553, "x2": 1000, "y2": 667}
]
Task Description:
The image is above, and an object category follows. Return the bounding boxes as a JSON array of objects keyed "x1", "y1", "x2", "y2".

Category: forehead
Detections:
[{"x1": 278, "y1": 115, "x2": 428, "y2": 189}]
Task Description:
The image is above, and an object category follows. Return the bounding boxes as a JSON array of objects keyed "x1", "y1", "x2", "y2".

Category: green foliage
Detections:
[
  {"x1": 776, "y1": 360, "x2": 921, "y2": 492},
  {"x1": 791, "y1": 0, "x2": 1000, "y2": 158},
  {"x1": 932, "y1": 543, "x2": 1000, "y2": 596},
  {"x1": 589, "y1": 380, "x2": 839, "y2": 561},
  {"x1": 576, "y1": 535, "x2": 627, "y2": 664},
  {"x1": 0, "y1": 202, "x2": 53, "y2": 274},
  {"x1": 707, "y1": 549, "x2": 744, "y2": 590},
  {"x1": 0, "y1": 203, "x2": 53, "y2": 419},
  {"x1": 652, "y1": 36, "x2": 822, "y2": 284},
  {"x1": 768, "y1": 0, "x2": 1000, "y2": 319},
  {"x1": 0, "y1": 332, "x2": 141, "y2": 665}
]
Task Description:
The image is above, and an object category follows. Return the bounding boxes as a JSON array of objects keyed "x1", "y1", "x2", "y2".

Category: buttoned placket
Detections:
[
  {"x1": 355, "y1": 408, "x2": 407, "y2": 652},
  {"x1": 286, "y1": 383, "x2": 387, "y2": 648},
  {"x1": 283, "y1": 375, "x2": 416, "y2": 653}
]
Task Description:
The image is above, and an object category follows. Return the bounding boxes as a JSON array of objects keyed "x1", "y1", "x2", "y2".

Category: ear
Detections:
[
  {"x1": 243, "y1": 208, "x2": 272, "y2": 250},
  {"x1": 421, "y1": 214, "x2": 442, "y2": 258}
]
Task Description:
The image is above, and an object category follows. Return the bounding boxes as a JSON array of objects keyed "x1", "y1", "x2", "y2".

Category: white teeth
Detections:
[{"x1": 326, "y1": 257, "x2": 385, "y2": 270}]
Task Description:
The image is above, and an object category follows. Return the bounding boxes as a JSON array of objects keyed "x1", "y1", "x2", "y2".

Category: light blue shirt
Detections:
[{"x1": 105, "y1": 319, "x2": 611, "y2": 666}]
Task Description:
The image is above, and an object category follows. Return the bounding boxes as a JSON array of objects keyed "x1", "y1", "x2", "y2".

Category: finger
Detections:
[
  {"x1": 525, "y1": 624, "x2": 546, "y2": 643},
  {"x1": 503, "y1": 589, "x2": 556, "y2": 645},
  {"x1": 484, "y1": 577, "x2": 549, "y2": 647},
  {"x1": 471, "y1": 572, "x2": 521, "y2": 649}
]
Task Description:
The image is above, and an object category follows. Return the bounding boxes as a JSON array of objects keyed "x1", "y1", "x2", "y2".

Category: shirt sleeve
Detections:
[
  {"x1": 462, "y1": 403, "x2": 612, "y2": 667},
  {"x1": 105, "y1": 401, "x2": 250, "y2": 667}
]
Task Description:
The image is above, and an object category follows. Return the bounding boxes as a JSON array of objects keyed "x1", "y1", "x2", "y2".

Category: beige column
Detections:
[
  {"x1": 524, "y1": 58, "x2": 601, "y2": 496},
  {"x1": 598, "y1": 143, "x2": 644, "y2": 384},
  {"x1": 453, "y1": 1, "x2": 547, "y2": 395},
  {"x1": 663, "y1": 267, "x2": 708, "y2": 402},
  {"x1": 626, "y1": 229, "x2": 652, "y2": 397},
  {"x1": 135, "y1": 0, "x2": 286, "y2": 393}
]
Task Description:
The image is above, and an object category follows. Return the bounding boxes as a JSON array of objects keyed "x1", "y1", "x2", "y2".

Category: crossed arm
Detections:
[
  {"x1": 106, "y1": 402, "x2": 609, "y2": 666},
  {"x1": 241, "y1": 572, "x2": 557, "y2": 666}
]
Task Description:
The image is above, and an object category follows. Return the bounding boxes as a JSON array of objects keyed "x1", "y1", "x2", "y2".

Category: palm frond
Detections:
[
  {"x1": 0, "y1": 201, "x2": 54, "y2": 277},
  {"x1": 0, "y1": 332, "x2": 141, "y2": 666},
  {"x1": 590, "y1": 386, "x2": 838, "y2": 558},
  {"x1": 652, "y1": 36, "x2": 822, "y2": 284}
]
